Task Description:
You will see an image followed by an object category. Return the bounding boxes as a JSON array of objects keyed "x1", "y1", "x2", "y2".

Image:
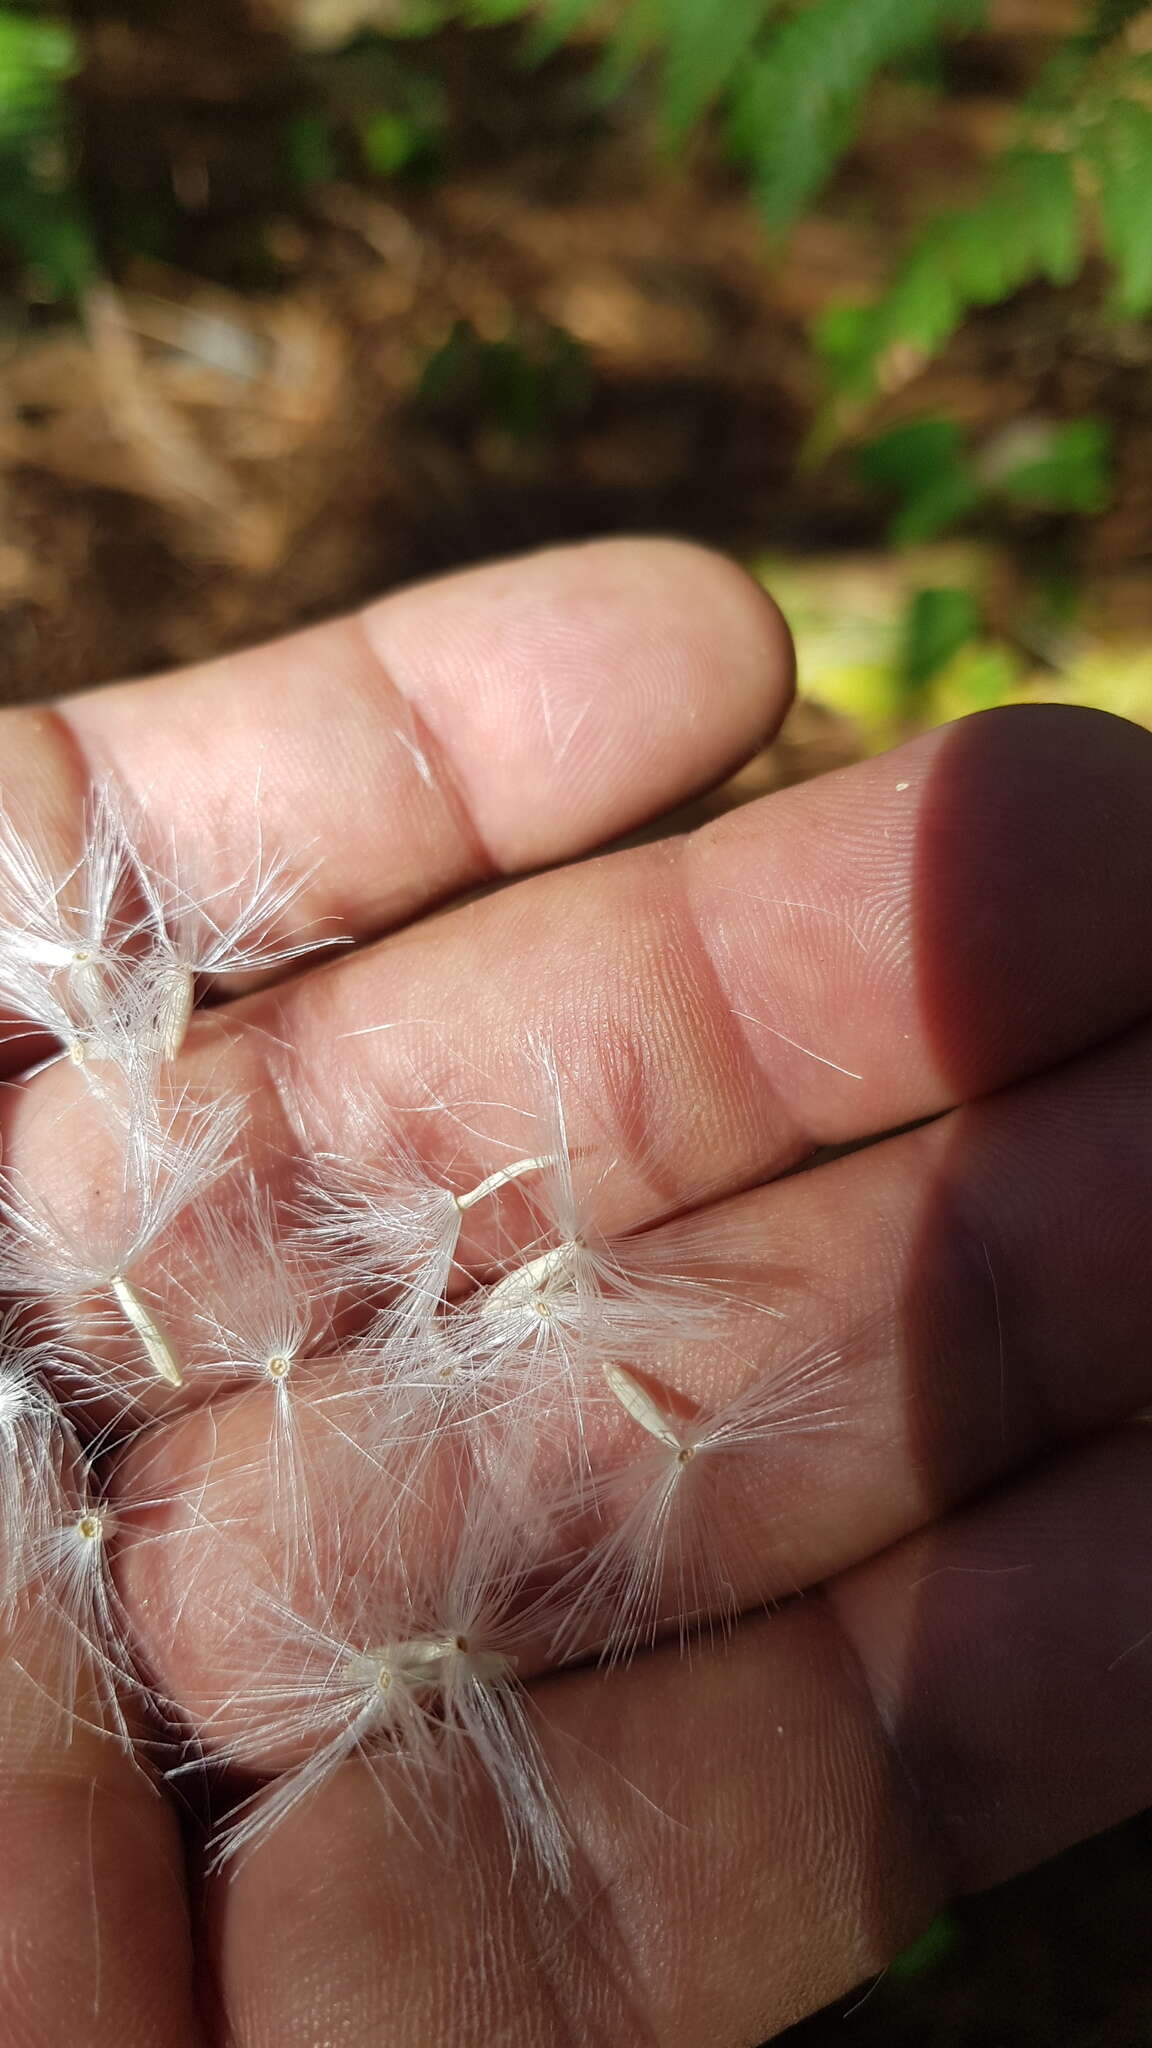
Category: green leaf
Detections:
[
  {"x1": 419, "y1": 319, "x2": 592, "y2": 437},
  {"x1": 994, "y1": 418, "x2": 1112, "y2": 513},
  {"x1": 0, "y1": 165, "x2": 95, "y2": 295},
  {"x1": 463, "y1": 0, "x2": 542, "y2": 24},
  {"x1": 813, "y1": 252, "x2": 960, "y2": 401},
  {"x1": 857, "y1": 418, "x2": 981, "y2": 542},
  {"x1": 940, "y1": 205, "x2": 1016, "y2": 306},
  {"x1": 659, "y1": 0, "x2": 771, "y2": 138},
  {"x1": 822, "y1": 142, "x2": 1083, "y2": 400},
  {"x1": 890, "y1": 468, "x2": 982, "y2": 544},
  {"x1": 384, "y1": 0, "x2": 453, "y2": 29},
  {"x1": 857, "y1": 417, "x2": 965, "y2": 492},
  {"x1": 730, "y1": 0, "x2": 988, "y2": 228},
  {"x1": 0, "y1": 12, "x2": 77, "y2": 81},
  {"x1": 517, "y1": 0, "x2": 605, "y2": 63},
  {"x1": 998, "y1": 149, "x2": 1080, "y2": 286},
  {"x1": 0, "y1": 8, "x2": 78, "y2": 144},
  {"x1": 899, "y1": 587, "x2": 982, "y2": 697},
  {"x1": 591, "y1": 0, "x2": 662, "y2": 101},
  {"x1": 0, "y1": 13, "x2": 86, "y2": 291},
  {"x1": 934, "y1": 640, "x2": 1022, "y2": 715},
  {"x1": 360, "y1": 109, "x2": 423, "y2": 174},
  {"x1": 1087, "y1": 96, "x2": 1152, "y2": 314},
  {"x1": 889, "y1": 34, "x2": 948, "y2": 90},
  {"x1": 872, "y1": 247, "x2": 960, "y2": 356},
  {"x1": 810, "y1": 300, "x2": 875, "y2": 380}
]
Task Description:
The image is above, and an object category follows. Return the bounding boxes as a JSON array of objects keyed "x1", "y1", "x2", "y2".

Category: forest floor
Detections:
[{"x1": 3, "y1": 5, "x2": 1152, "y2": 713}]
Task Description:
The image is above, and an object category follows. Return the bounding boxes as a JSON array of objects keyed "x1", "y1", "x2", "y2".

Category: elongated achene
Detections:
[
  {"x1": 602, "y1": 1360, "x2": 687, "y2": 1453},
  {"x1": 110, "y1": 1273, "x2": 184, "y2": 1388},
  {"x1": 454, "y1": 1154, "x2": 554, "y2": 1212}
]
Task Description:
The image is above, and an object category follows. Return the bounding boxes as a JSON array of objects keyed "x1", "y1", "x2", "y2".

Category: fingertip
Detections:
[
  {"x1": 360, "y1": 537, "x2": 795, "y2": 870},
  {"x1": 912, "y1": 700, "x2": 1152, "y2": 1096}
]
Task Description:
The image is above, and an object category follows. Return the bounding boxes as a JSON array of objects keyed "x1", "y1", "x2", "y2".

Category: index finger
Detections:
[
  {"x1": 2, "y1": 538, "x2": 791, "y2": 979},
  {"x1": 230, "y1": 700, "x2": 1152, "y2": 1220}
]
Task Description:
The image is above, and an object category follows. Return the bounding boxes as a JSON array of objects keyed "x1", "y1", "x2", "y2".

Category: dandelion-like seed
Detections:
[
  {"x1": 180, "y1": 1177, "x2": 341, "y2": 1579},
  {"x1": 0, "y1": 1088, "x2": 244, "y2": 1392},
  {"x1": 200, "y1": 1469, "x2": 569, "y2": 1885},
  {"x1": 129, "y1": 824, "x2": 337, "y2": 1060},
  {"x1": 25, "y1": 1472, "x2": 138, "y2": 1747},
  {"x1": 0, "y1": 791, "x2": 171, "y2": 1086},
  {"x1": 549, "y1": 1341, "x2": 847, "y2": 1668},
  {"x1": 299, "y1": 1091, "x2": 552, "y2": 1344},
  {"x1": 75, "y1": 1504, "x2": 115, "y2": 1547},
  {"x1": 466, "y1": 1173, "x2": 733, "y2": 1445}
]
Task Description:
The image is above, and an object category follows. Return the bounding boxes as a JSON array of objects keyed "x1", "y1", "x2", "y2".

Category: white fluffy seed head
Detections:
[
  {"x1": 298, "y1": 1082, "x2": 556, "y2": 1360},
  {"x1": 0, "y1": 1317, "x2": 70, "y2": 1613}
]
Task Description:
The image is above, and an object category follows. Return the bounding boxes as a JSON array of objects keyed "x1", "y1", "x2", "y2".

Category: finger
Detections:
[
  {"x1": 210, "y1": 1427, "x2": 1152, "y2": 2047},
  {"x1": 9, "y1": 701, "x2": 1148, "y2": 1297},
  {"x1": 828, "y1": 1426, "x2": 1152, "y2": 1894},
  {"x1": 221, "y1": 700, "x2": 1152, "y2": 1227},
  {"x1": 3, "y1": 538, "x2": 789, "y2": 978},
  {"x1": 0, "y1": 1628, "x2": 201, "y2": 2046},
  {"x1": 114, "y1": 1015, "x2": 1152, "y2": 1718}
]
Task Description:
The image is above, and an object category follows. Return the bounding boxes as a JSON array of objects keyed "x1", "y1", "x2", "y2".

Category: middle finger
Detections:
[{"x1": 116, "y1": 1011, "x2": 1152, "y2": 1724}]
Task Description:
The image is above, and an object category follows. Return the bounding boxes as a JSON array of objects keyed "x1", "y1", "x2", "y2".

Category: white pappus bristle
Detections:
[{"x1": 128, "y1": 817, "x2": 340, "y2": 1060}]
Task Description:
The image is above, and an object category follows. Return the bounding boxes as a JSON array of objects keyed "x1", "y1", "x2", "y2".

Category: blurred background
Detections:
[{"x1": 2, "y1": 0, "x2": 1152, "y2": 2037}]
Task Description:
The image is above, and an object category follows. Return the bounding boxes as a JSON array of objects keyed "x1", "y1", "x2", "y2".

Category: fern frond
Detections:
[
  {"x1": 1086, "y1": 95, "x2": 1152, "y2": 315},
  {"x1": 659, "y1": 0, "x2": 772, "y2": 138},
  {"x1": 730, "y1": 0, "x2": 988, "y2": 229},
  {"x1": 818, "y1": 39, "x2": 1152, "y2": 407}
]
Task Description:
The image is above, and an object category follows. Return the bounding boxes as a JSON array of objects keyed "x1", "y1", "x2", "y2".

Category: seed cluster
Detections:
[{"x1": 0, "y1": 790, "x2": 843, "y2": 1884}]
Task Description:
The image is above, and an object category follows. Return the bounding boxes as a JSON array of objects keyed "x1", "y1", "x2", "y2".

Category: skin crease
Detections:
[{"x1": 0, "y1": 538, "x2": 1151, "y2": 2045}]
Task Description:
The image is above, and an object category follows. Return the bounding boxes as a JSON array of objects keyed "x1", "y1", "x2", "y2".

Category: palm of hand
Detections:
[{"x1": 2, "y1": 539, "x2": 1151, "y2": 2048}]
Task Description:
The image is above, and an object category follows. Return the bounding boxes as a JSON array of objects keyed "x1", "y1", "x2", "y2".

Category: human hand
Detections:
[{"x1": 3, "y1": 538, "x2": 1152, "y2": 2047}]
